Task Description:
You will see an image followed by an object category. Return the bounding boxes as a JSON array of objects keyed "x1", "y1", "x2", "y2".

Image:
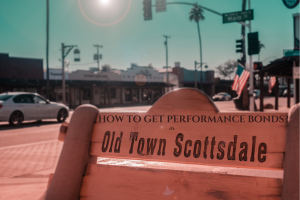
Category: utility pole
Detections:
[
  {"x1": 61, "y1": 43, "x2": 77, "y2": 105},
  {"x1": 46, "y1": 0, "x2": 49, "y2": 99},
  {"x1": 61, "y1": 43, "x2": 65, "y2": 104},
  {"x1": 94, "y1": 44, "x2": 103, "y2": 71},
  {"x1": 163, "y1": 35, "x2": 171, "y2": 92}
]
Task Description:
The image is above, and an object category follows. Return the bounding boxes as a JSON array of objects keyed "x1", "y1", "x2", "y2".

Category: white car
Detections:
[
  {"x1": 0, "y1": 92, "x2": 69, "y2": 126},
  {"x1": 212, "y1": 92, "x2": 231, "y2": 101}
]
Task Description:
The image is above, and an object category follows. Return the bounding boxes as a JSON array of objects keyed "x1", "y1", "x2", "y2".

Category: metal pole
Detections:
[
  {"x1": 293, "y1": 61, "x2": 296, "y2": 105},
  {"x1": 248, "y1": 0, "x2": 254, "y2": 112},
  {"x1": 62, "y1": 43, "x2": 66, "y2": 104},
  {"x1": 97, "y1": 46, "x2": 99, "y2": 70},
  {"x1": 194, "y1": 61, "x2": 197, "y2": 88},
  {"x1": 46, "y1": 0, "x2": 49, "y2": 100},
  {"x1": 287, "y1": 78, "x2": 290, "y2": 108},
  {"x1": 164, "y1": 35, "x2": 171, "y2": 92}
]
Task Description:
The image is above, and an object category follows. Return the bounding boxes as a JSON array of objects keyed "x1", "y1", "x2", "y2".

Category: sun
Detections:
[
  {"x1": 99, "y1": 0, "x2": 109, "y2": 5},
  {"x1": 79, "y1": 0, "x2": 131, "y2": 26}
]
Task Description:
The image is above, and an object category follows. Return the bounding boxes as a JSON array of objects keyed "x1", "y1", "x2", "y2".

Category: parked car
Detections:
[
  {"x1": 212, "y1": 92, "x2": 231, "y2": 101},
  {"x1": 283, "y1": 89, "x2": 294, "y2": 97},
  {"x1": 0, "y1": 92, "x2": 69, "y2": 126},
  {"x1": 253, "y1": 89, "x2": 260, "y2": 99}
]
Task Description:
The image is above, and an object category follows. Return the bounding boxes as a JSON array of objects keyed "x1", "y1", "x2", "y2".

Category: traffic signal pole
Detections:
[
  {"x1": 248, "y1": 0, "x2": 254, "y2": 112},
  {"x1": 145, "y1": 1, "x2": 254, "y2": 110}
]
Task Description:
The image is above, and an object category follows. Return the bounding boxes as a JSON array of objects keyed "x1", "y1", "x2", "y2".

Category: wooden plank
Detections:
[
  {"x1": 90, "y1": 89, "x2": 288, "y2": 169},
  {"x1": 90, "y1": 112, "x2": 287, "y2": 169},
  {"x1": 80, "y1": 163, "x2": 282, "y2": 200}
]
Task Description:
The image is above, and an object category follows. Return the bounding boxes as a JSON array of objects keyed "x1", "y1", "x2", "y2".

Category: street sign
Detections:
[
  {"x1": 223, "y1": 9, "x2": 253, "y2": 24},
  {"x1": 284, "y1": 49, "x2": 300, "y2": 57},
  {"x1": 155, "y1": 0, "x2": 166, "y2": 13}
]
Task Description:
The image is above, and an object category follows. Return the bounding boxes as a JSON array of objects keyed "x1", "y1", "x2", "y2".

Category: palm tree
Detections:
[
  {"x1": 258, "y1": 41, "x2": 265, "y2": 62},
  {"x1": 189, "y1": 3, "x2": 205, "y2": 90}
]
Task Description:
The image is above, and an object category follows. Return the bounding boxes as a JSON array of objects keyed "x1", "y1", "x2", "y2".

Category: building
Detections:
[
  {"x1": 0, "y1": 53, "x2": 43, "y2": 94},
  {"x1": 171, "y1": 63, "x2": 215, "y2": 97},
  {"x1": 43, "y1": 68, "x2": 68, "y2": 80},
  {"x1": 2, "y1": 53, "x2": 232, "y2": 108},
  {"x1": 42, "y1": 64, "x2": 170, "y2": 108}
]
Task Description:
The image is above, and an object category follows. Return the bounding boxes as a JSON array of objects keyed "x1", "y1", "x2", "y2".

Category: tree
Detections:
[
  {"x1": 189, "y1": 3, "x2": 205, "y2": 89},
  {"x1": 258, "y1": 41, "x2": 265, "y2": 62},
  {"x1": 215, "y1": 60, "x2": 238, "y2": 80},
  {"x1": 102, "y1": 64, "x2": 111, "y2": 71}
]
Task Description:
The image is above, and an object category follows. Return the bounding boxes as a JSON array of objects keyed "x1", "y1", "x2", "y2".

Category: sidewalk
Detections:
[{"x1": 0, "y1": 141, "x2": 62, "y2": 200}]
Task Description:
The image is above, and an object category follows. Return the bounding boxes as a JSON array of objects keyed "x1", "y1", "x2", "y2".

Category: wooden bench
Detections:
[{"x1": 44, "y1": 88, "x2": 299, "y2": 200}]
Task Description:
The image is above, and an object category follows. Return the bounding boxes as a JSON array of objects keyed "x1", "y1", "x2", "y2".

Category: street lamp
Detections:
[
  {"x1": 194, "y1": 61, "x2": 208, "y2": 90},
  {"x1": 61, "y1": 43, "x2": 79, "y2": 105},
  {"x1": 74, "y1": 49, "x2": 81, "y2": 62}
]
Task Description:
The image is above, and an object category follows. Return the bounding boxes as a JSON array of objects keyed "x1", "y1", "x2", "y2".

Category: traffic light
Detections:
[
  {"x1": 254, "y1": 62, "x2": 263, "y2": 70},
  {"x1": 248, "y1": 32, "x2": 259, "y2": 55},
  {"x1": 236, "y1": 39, "x2": 244, "y2": 53},
  {"x1": 143, "y1": 0, "x2": 152, "y2": 21}
]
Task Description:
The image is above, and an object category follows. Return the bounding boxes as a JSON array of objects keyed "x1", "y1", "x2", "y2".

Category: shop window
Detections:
[
  {"x1": 57, "y1": 94, "x2": 62, "y2": 101},
  {"x1": 132, "y1": 88, "x2": 139, "y2": 103},
  {"x1": 110, "y1": 88, "x2": 116, "y2": 99},
  {"x1": 153, "y1": 88, "x2": 162, "y2": 102},
  {"x1": 142, "y1": 88, "x2": 151, "y2": 102},
  {"x1": 125, "y1": 88, "x2": 132, "y2": 102},
  {"x1": 76, "y1": 90, "x2": 79, "y2": 100},
  {"x1": 82, "y1": 89, "x2": 90, "y2": 100}
]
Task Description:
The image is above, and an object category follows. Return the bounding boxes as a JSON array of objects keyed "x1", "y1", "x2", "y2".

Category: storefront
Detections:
[{"x1": 42, "y1": 65, "x2": 170, "y2": 108}]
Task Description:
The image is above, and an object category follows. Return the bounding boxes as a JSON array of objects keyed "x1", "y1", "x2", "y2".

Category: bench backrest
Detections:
[{"x1": 45, "y1": 88, "x2": 299, "y2": 200}]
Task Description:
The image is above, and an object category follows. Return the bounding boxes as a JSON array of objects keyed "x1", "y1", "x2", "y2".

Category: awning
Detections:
[{"x1": 261, "y1": 56, "x2": 299, "y2": 78}]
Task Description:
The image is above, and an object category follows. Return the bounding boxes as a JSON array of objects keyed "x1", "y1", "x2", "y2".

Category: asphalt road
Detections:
[{"x1": 0, "y1": 97, "x2": 294, "y2": 148}]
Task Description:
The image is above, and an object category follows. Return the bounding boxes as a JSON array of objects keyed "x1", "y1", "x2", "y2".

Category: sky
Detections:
[{"x1": 0, "y1": 0, "x2": 299, "y2": 74}]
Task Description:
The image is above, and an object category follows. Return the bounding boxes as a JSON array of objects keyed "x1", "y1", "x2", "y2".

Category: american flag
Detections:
[
  {"x1": 232, "y1": 63, "x2": 250, "y2": 96},
  {"x1": 268, "y1": 77, "x2": 276, "y2": 93}
]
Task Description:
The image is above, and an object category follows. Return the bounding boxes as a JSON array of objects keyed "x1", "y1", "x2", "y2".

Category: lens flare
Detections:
[
  {"x1": 100, "y1": 0, "x2": 109, "y2": 5},
  {"x1": 79, "y1": 0, "x2": 131, "y2": 26}
]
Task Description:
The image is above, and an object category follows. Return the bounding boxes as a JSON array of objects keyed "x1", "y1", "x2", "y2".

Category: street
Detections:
[
  {"x1": 0, "y1": 96, "x2": 294, "y2": 147},
  {"x1": 0, "y1": 97, "x2": 295, "y2": 200}
]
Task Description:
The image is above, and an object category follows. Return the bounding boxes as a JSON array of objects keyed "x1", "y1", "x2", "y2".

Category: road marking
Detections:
[{"x1": 0, "y1": 140, "x2": 58, "y2": 150}]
